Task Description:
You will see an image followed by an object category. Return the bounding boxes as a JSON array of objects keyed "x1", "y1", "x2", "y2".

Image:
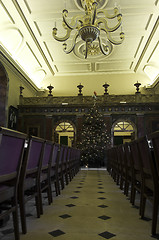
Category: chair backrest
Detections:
[
  {"x1": 137, "y1": 137, "x2": 152, "y2": 171},
  {"x1": 123, "y1": 142, "x2": 133, "y2": 168},
  {"x1": 25, "y1": 136, "x2": 45, "y2": 175},
  {"x1": 0, "y1": 127, "x2": 27, "y2": 183},
  {"x1": 129, "y1": 140, "x2": 142, "y2": 171},
  {"x1": 137, "y1": 136, "x2": 157, "y2": 184},
  {"x1": 41, "y1": 140, "x2": 53, "y2": 170},
  {"x1": 148, "y1": 131, "x2": 159, "y2": 177},
  {"x1": 51, "y1": 143, "x2": 59, "y2": 167},
  {"x1": 58, "y1": 145, "x2": 64, "y2": 165},
  {"x1": 63, "y1": 146, "x2": 68, "y2": 164}
]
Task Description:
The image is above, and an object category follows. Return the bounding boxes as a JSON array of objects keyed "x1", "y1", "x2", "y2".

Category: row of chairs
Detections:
[
  {"x1": 107, "y1": 131, "x2": 159, "y2": 237},
  {"x1": 0, "y1": 127, "x2": 81, "y2": 240}
]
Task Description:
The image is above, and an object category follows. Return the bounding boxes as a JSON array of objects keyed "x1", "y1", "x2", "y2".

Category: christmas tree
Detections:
[{"x1": 79, "y1": 93, "x2": 110, "y2": 167}]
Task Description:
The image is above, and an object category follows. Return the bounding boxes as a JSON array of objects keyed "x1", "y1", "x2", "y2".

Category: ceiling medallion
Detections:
[
  {"x1": 52, "y1": 0, "x2": 124, "y2": 59},
  {"x1": 74, "y1": 0, "x2": 108, "y2": 11},
  {"x1": 73, "y1": 39, "x2": 113, "y2": 60}
]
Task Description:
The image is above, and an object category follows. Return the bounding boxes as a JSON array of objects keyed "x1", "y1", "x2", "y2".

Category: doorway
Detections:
[
  {"x1": 54, "y1": 121, "x2": 75, "y2": 147},
  {"x1": 112, "y1": 120, "x2": 136, "y2": 146}
]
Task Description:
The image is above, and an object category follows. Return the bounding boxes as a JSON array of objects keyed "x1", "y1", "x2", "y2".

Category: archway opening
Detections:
[
  {"x1": 55, "y1": 121, "x2": 75, "y2": 147},
  {"x1": 113, "y1": 120, "x2": 135, "y2": 146}
]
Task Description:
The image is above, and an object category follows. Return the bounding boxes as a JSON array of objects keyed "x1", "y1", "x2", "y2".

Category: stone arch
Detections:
[
  {"x1": 111, "y1": 118, "x2": 137, "y2": 146},
  {"x1": 0, "y1": 61, "x2": 9, "y2": 127},
  {"x1": 53, "y1": 120, "x2": 76, "y2": 147}
]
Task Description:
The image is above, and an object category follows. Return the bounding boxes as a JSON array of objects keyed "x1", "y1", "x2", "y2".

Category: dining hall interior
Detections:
[{"x1": 0, "y1": 0, "x2": 159, "y2": 239}]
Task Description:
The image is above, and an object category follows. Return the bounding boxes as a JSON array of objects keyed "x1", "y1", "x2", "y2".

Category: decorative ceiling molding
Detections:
[
  {"x1": 0, "y1": 45, "x2": 38, "y2": 91},
  {"x1": 11, "y1": 0, "x2": 55, "y2": 76},
  {"x1": 134, "y1": 16, "x2": 159, "y2": 72}
]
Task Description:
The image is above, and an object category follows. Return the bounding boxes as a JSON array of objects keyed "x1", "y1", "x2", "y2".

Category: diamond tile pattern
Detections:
[
  {"x1": 65, "y1": 204, "x2": 76, "y2": 207},
  {"x1": 99, "y1": 231, "x2": 116, "y2": 239},
  {"x1": 98, "y1": 215, "x2": 111, "y2": 220},
  {"x1": 59, "y1": 214, "x2": 72, "y2": 219},
  {"x1": 49, "y1": 230, "x2": 65, "y2": 237},
  {"x1": 98, "y1": 204, "x2": 108, "y2": 208},
  {"x1": 1, "y1": 170, "x2": 156, "y2": 240}
]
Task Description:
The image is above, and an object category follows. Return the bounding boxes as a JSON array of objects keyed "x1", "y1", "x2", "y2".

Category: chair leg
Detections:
[
  {"x1": 124, "y1": 181, "x2": 129, "y2": 196},
  {"x1": 47, "y1": 179, "x2": 53, "y2": 204},
  {"x1": 12, "y1": 204, "x2": 20, "y2": 240},
  {"x1": 151, "y1": 195, "x2": 159, "y2": 236},
  {"x1": 140, "y1": 192, "x2": 146, "y2": 218},
  {"x1": 19, "y1": 193, "x2": 27, "y2": 234},
  {"x1": 35, "y1": 194, "x2": 41, "y2": 218},
  {"x1": 130, "y1": 185, "x2": 136, "y2": 205}
]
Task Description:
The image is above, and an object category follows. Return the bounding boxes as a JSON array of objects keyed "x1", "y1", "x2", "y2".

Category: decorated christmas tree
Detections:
[{"x1": 79, "y1": 93, "x2": 110, "y2": 167}]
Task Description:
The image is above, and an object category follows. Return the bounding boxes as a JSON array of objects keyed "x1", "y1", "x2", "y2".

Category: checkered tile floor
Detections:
[{"x1": 0, "y1": 169, "x2": 159, "y2": 240}]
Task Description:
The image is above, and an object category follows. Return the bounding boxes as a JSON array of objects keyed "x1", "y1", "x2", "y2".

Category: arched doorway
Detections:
[
  {"x1": 54, "y1": 121, "x2": 76, "y2": 147},
  {"x1": 0, "y1": 62, "x2": 8, "y2": 127},
  {"x1": 111, "y1": 119, "x2": 136, "y2": 146}
]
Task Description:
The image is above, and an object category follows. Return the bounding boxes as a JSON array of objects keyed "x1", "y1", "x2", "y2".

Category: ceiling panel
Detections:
[{"x1": 0, "y1": 0, "x2": 158, "y2": 95}]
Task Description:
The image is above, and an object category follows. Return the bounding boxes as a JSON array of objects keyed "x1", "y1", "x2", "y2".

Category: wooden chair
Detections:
[
  {"x1": 0, "y1": 127, "x2": 27, "y2": 240},
  {"x1": 111, "y1": 147, "x2": 120, "y2": 184},
  {"x1": 39, "y1": 140, "x2": 54, "y2": 213},
  {"x1": 67, "y1": 147, "x2": 73, "y2": 182},
  {"x1": 145, "y1": 132, "x2": 159, "y2": 235},
  {"x1": 50, "y1": 143, "x2": 60, "y2": 196},
  {"x1": 62, "y1": 146, "x2": 69, "y2": 185},
  {"x1": 117, "y1": 144, "x2": 129, "y2": 195},
  {"x1": 18, "y1": 136, "x2": 45, "y2": 234},
  {"x1": 129, "y1": 140, "x2": 143, "y2": 211},
  {"x1": 123, "y1": 142, "x2": 134, "y2": 198},
  {"x1": 57, "y1": 145, "x2": 65, "y2": 191}
]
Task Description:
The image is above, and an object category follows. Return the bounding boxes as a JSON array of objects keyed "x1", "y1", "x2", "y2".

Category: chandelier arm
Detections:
[
  {"x1": 98, "y1": 36, "x2": 108, "y2": 55},
  {"x1": 52, "y1": 28, "x2": 72, "y2": 42},
  {"x1": 97, "y1": 8, "x2": 120, "y2": 20},
  {"x1": 92, "y1": 2, "x2": 97, "y2": 25},
  {"x1": 96, "y1": 18, "x2": 122, "y2": 32},
  {"x1": 63, "y1": 32, "x2": 79, "y2": 54},
  {"x1": 63, "y1": 11, "x2": 83, "y2": 30},
  {"x1": 101, "y1": 28, "x2": 125, "y2": 45}
]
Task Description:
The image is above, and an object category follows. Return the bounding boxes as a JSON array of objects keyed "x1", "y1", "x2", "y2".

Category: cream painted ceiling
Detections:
[{"x1": 0, "y1": 0, "x2": 159, "y2": 96}]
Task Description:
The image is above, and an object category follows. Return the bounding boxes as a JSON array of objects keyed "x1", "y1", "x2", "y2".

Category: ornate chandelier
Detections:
[{"x1": 52, "y1": 0, "x2": 124, "y2": 59}]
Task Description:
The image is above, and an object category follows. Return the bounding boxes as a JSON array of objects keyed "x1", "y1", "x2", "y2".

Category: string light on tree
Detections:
[{"x1": 78, "y1": 92, "x2": 110, "y2": 167}]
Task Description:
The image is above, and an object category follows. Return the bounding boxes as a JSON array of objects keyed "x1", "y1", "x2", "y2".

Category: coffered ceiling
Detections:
[{"x1": 0, "y1": 0, "x2": 159, "y2": 96}]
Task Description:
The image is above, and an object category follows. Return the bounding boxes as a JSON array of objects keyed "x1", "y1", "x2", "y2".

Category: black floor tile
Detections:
[
  {"x1": 70, "y1": 196, "x2": 79, "y2": 199},
  {"x1": 49, "y1": 229, "x2": 66, "y2": 237},
  {"x1": 59, "y1": 214, "x2": 72, "y2": 219},
  {"x1": 98, "y1": 191, "x2": 105, "y2": 194},
  {"x1": 65, "y1": 204, "x2": 76, "y2": 207},
  {"x1": 99, "y1": 231, "x2": 116, "y2": 239},
  {"x1": 98, "y1": 197, "x2": 106, "y2": 200},
  {"x1": 98, "y1": 215, "x2": 111, "y2": 220},
  {"x1": 98, "y1": 204, "x2": 108, "y2": 208}
]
